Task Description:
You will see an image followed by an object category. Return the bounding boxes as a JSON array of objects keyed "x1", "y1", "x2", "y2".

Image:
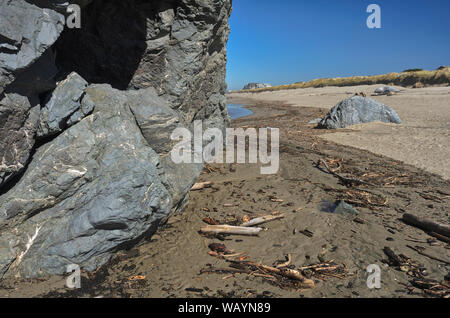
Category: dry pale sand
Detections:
[{"x1": 229, "y1": 85, "x2": 450, "y2": 180}]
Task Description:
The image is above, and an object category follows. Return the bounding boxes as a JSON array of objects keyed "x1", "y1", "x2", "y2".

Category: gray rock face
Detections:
[
  {"x1": 0, "y1": 0, "x2": 64, "y2": 72},
  {"x1": 0, "y1": 0, "x2": 232, "y2": 278},
  {"x1": 243, "y1": 83, "x2": 272, "y2": 90},
  {"x1": 126, "y1": 87, "x2": 182, "y2": 155},
  {"x1": 54, "y1": 0, "x2": 232, "y2": 126},
  {"x1": 0, "y1": 84, "x2": 204, "y2": 278},
  {"x1": 0, "y1": 85, "x2": 172, "y2": 277},
  {"x1": 38, "y1": 72, "x2": 94, "y2": 137},
  {"x1": 0, "y1": 94, "x2": 40, "y2": 187},
  {"x1": 6, "y1": 49, "x2": 59, "y2": 97},
  {"x1": 0, "y1": 0, "x2": 65, "y2": 189},
  {"x1": 317, "y1": 96, "x2": 402, "y2": 129}
]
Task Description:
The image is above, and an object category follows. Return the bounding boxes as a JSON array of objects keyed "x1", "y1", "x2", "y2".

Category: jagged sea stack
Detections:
[{"x1": 0, "y1": 0, "x2": 232, "y2": 278}]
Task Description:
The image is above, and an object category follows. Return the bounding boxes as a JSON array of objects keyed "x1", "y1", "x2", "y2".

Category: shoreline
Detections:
[{"x1": 228, "y1": 85, "x2": 450, "y2": 180}]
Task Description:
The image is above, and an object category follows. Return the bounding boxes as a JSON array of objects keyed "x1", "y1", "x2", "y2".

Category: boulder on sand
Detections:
[
  {"x1": 374, "y1": 86, "x2": 400, "y2": 96},
  {"x1": 243, "y1": 83, "x2": 272, "y2": 90},
  {"x1": 316, "y1": 96, "x2": 402, "y2": 129}
]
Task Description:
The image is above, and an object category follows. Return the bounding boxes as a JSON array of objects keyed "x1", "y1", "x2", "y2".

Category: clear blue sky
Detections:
[{"x1": 226, "y1": 0, "x2": 450, "y2": 90}]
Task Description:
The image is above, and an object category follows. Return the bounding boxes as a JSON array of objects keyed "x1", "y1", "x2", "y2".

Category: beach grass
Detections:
[{"x1": 238, "y1": 67, "x2": 450, "y2": 93}]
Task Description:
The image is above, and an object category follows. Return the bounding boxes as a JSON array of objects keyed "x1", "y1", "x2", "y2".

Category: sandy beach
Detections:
[
  {"x1": 1, "y1": 91, "x2": 448, "y2": 298},
  {"x1": 229, "y1": 85, "x2": 450, "y2": 180},
  {"x1": 2, "y1": 0, "x2": 450, "y2": 304}
]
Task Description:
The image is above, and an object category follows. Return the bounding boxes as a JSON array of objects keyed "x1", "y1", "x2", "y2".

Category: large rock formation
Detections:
[
  {"x1": 53, "y1": 0, "x2": 231, "y2": 127},
  {"x1": 0, "y1": 0, "x2": 65, "y2": 188},
  {"x1": 0, "y1": 0, "x2": 231, "y2": 278},
  {"x1": 316, "y1": 96, "x2": 402, "y2": 129}
]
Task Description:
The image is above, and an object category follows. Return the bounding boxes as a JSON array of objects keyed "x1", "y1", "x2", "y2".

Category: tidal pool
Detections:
[{"x1": 227, "y1": 104, "x2": 253, "y2": 120}]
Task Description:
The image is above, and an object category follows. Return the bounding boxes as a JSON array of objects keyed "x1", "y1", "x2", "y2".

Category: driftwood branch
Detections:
[
  {"x1": 406, "y1": 245, "x2": 450, "y2": 265},
  {"x1": 200, "y1": 225, "x2": 263, "y2": 236},
  {"x1": 318, "y1": 159, "x2": 373, "y2": 187},
  {"x1": 402, "y1": 213, "x2": 450, "y2": 238},
  {"x1": 276, "y1": 254, "x2": 292, "y2": 269},
  {"x1": 191, "y1": 182, "x2": 213, "y2": 191},
  {"x1": 241, "y1": 214, "x2": 285, "y2": 227},
  {"x1": 253, "y1": 263, "x2": 315, "y2": 289},
  {"x1": 429, "y1": 232, "x2": 450, "y2": 244}
]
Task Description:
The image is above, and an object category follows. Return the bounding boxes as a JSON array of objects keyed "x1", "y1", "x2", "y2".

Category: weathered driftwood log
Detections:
[
  {"x1": 241, "y1": 214, "x2": 285, "y2": 227},
  {"x1": 200, "y1": 225, "x2": 263, "y2": 236},
  {"x1": 191, "y1": 181, "x2": 213, "y2": 191},
  {"x1": 402, "y1": 213, "x2": 450, "y2": 238}
]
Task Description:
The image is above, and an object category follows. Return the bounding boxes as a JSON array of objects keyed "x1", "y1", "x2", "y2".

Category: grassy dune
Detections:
[{"x1": 238, "y1": 67, "x2": 450, "y2": 93}]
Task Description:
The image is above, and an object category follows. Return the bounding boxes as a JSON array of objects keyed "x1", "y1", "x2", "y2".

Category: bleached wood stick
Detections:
[
  {"x1": 200, "y1": 225, "x2": 263, "y2": 236},
  {"x1": 191, "y1": 181, "x2": 213, "y2": 191},
  {"x1": 241, "y1": 214, "x2": 285, "y2": 227}
]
